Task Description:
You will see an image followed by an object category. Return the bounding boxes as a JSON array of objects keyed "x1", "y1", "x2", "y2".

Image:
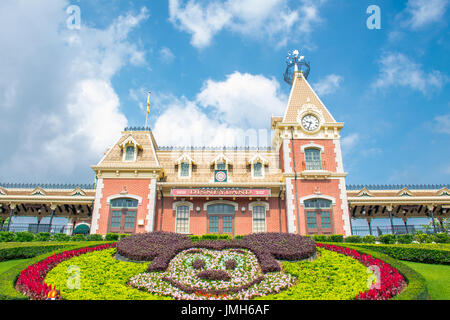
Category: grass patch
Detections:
[
  {"x1": 0, "y1": 259, "x2": 30, "y2": 274},
  {"x1": 45, "y1": 248, "x2": 169, "y2": 300},
  {"x1": 403, "y1": 261, "x2": 450, "y2": 300},
  {"x1": 256, "y1": 248, "x2": 369, "y2": 300}
]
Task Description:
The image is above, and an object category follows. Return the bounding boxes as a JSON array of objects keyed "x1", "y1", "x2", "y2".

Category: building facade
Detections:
[{"x1": 1, "y1": 58, "x2": 449, "y2": 236}]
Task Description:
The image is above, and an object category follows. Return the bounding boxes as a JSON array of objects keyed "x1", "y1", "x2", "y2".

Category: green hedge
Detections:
[
  {"x1": 0, "y1": 242, "x2": 111, "y2": 300},
  {"x1": 325, "y1": 243, "x2": 429, "y2": 300},
  {"x1": 325, "y1": 243, "x2": 450, "y2": 265}
]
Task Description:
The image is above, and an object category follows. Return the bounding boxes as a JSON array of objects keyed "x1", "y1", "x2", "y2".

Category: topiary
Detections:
[
  {"x1": 313, "y1": 234, "x2": 327, "y2": 242},
  {"x1": 345, "y1": 235, "x2": 362, "y2": 243},
  {"x1": 0, "y1": 231, "x2": 15, "y2": 242},
  {"x1": 50, "y1": 233, "x2": 70, "y2": 241},
  {"x1": 433, "y1": 233, "x2": 449, "y2": 244},
  {"x1": 86, "y1": 234, "x2": 103, "y2": 241},
  {"x1": 378, "y1": 234, "x2": 396, "y2": 244},
  {"x1": 327, "y1": 234, "x2": 344, "y2": 243},
  {"x1": 362, "y1": 235, "x2": 376, "y2": 243},
  {"x1": 397, "y1": 234, "x2": 414, "y2": 244},
  {"x1": 414, "y1": 233, "x2": 432, "y2": 244},
  {"x1": 34, "y1": 232, "x2": 51, "y2": 242},
  {"x1": 105, "y1": 233, "x2": 120, "y2": 241},
  {"x1": 70, "y1": 234, "x2": 86, "y2": 241},
  {"x1": 14, "y1": 232, "x2": 35, "y2": 242}
]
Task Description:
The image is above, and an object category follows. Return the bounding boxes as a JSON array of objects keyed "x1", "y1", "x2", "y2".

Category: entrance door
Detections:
[
  {"x1": 304, "y1": 199, "x2": 333, "y2": 235},
  {"x1": 207, "y1": 204, "x2": 235, "y2": 235},
  {"x1": 108, "y1": 198, "x2": 138, "y2": 234}
]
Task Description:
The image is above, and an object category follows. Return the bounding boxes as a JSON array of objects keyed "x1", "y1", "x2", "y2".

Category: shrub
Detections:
[
  {"x1": 340, "y1": 243, "x2": 449, "y2": 265},
  {"x1": 327, "y1": 234, "x2": 344, "y2": 243},
  {"x1": 86, "y1": 234, "x2": 103, "y2": 241},
  {"x1": 50, "y1": 234, "x2": 70, "y2": 242},
  {"x1": 313, "y1": 234, "x2": 327, "y2": 242},
  {"x1": 362, "y1": 235, "x2": 376, "y2": 243},
  {"x1": 345, "y1": 235, "x2": 362, "y2": 243},
  {"x1": 70, "y1": 234, "x2": 86, "y2": 241},
  {"x1": 189, "y1": 235, "x2": 200, "y2": 241},
  {"x1": 414, "y1": 233, "x2": 433, "y2": 244},
  {"x1": 119, "y1": 234, "x2": 130, "y2": 240},
  {"x1": 14, "y1": 232, "x2": 35, "y2": 242},
  {"x1": 105, "y1": 233, "x2": 120, "y2": 241},
  {"x1": 225, "y1": 258, "x2": 237, "y2": 270},
  {"x1": 433, "y1": 233, "x2": 449, "y2": 244},
  {"x1": 378, "y1": 234, "x2": 396, "y2": 244},
  {"x1": 397, "y1": 234, "x2": 414, "y2": 244},
  {"x1": 0, "y1": 232, "x2": 15, "y2": 242},
  {"x1": 234, "y1": 235, "x2": 244, "y2": 240},
  {"x1": 34, "y1": 232, "x2": 51, "y2": 242}
]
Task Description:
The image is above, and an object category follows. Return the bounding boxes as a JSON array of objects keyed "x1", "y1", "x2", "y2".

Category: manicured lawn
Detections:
[
  {"x1": 0, "y1": 258, "x2": 30, "y2": 274},
  {"x1": 403, "y1": 261, "x2": 450, "y2": 300}
]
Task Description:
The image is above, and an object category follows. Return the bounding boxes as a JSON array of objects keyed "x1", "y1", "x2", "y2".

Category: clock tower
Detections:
[{"x1": 271, "y1": 51, "x2": 351, "y2": 236}]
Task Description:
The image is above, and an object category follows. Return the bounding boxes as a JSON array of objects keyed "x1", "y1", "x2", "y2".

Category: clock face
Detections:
[
  {"x1": 301, "y1": 114, "x2": 320, "y2": 132},
  {"x1": 214, "y1": 170, "x2": 227, "y2": 182}
]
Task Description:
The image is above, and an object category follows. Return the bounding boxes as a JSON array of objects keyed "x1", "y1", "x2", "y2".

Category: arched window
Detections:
[
  {"x1": 175, "y1": 205, "x2": 190, "y2": 234},
  {"x1": 304, "y1": 198, "x2": 333, "y2": 234},
  {"x1": 206, "y1": 203, "x2": 235, "y2": 234},
  {"x1": 305, "y1": 148, "x2": 322, "y2": 170},
  {"x1": 108, "y1": 198, "x2": 138, "y2": 234},
  {"x1": 252, "y1": 205, "x2": 266, "y2": 233}
]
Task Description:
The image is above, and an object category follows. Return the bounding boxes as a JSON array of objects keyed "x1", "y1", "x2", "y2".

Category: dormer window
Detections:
[
  {"x1": 175, "y1": 153, "x2": 195, "y2": 179},
  {"x1": 248, "y1": 153, "x2": 269, "y2": 179},
  {"x1": 125, "y1": 146, "x2": 135, "y2": 161},
  {"x1": 180, "y1": 162, "x2": 190, "y2": 177},
  {"x1": 253, "y1": 162, "x2": 263, "y2": 177},
  {"x1": 119, "y1": 135, "x2": 141, "y2": 162},
  {"x1": 217, "y1": 161, "x2": 226, "y2": 170}
]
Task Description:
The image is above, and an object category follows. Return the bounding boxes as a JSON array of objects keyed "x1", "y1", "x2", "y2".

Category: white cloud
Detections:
[
  {"x1": 435, "y1": 114, "x2": 450, "y2": 134},
  {"x1": 341, "y1": 133, "x2": 359, "y2": 155},
  {"x1": 0, "y1": 2, "x2": 149, "y2": 182},
  {"x1": 312, "y1": 74, "x2": 343, "y2": 96},
  {"x1": 159, "y1": 46, "x2": 176, "y2": 64},
  {"x1": 168, "y1": 0, "x2": 323, "y2": 48},
  {"x1": 404, "y1": 0, "x2": 449, "y2": 29},
  {"x1": 373, "y1": 52, "x2": 448, "y2": 94},
  {"x1": 153, "y1": 72, "x2": 287, "y2": 147}
]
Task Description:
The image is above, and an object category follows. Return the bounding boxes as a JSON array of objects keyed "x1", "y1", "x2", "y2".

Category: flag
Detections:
[{"x1": 147, "y1": 92, "x2": 151, "y2": 115}]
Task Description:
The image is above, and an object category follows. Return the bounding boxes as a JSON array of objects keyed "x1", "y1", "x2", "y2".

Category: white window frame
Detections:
[
  {"x1": 123, "y1": 145, "x2": 137, "y2": 162},
  {"x1": 251, "y1": 162, "x2": 265, "y2": 179},
  {"x1": 179, "y1": 161, "x2": 192, "y2": 179},
  {"x1": 304, "y1": 147, "x2": 323, "y2": 170},
  {"x1": 249, "y1": 201, "x2": 269, "y2": 233},
  {"x1": 173, "y1": 201, "x2": 193, "y2": 234}
]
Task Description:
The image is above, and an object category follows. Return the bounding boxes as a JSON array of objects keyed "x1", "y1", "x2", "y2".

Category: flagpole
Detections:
[{"x1": 145, "y1": 91, "x2": 151, "y2": 129}]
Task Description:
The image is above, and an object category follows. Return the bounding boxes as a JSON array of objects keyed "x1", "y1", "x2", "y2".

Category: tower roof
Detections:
[{"x1": 282, "y1": 71, "x2": 336, "y2": 124}]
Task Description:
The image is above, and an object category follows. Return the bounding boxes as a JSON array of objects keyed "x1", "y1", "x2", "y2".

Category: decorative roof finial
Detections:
[{"x1": 284, "y1": 50, "x2": 310, "y2": 85}]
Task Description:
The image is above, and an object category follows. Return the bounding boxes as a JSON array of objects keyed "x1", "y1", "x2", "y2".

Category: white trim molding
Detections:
[
  {"x1": 299, "y1": 194, "x2": 336, "y2": 205},
  {"x1": 285, "y1": 178, "x2": 296, "y2": 233},
  {"x1": 248, "y1": 201, "x2": 270, "y2": 211},
  {"x1": 90, "y1": 178, "x2": 104, "y2": 234},
  {"x1": 106, "y1": 193, "x2": 143, "y2": 205},
  {"x1": 339, "y1": 178, "x2": 352, "y2": 236},
  {"x1": 301, "y1": 142, "x2": 325, "y2": 153},
  {"x1": 203, "y1": 200, "x2": 238, "y2": 211},
  {"x1": 173, "y1": 201, "x2": 194, "y2": 211},
  {"x1": 145, "y1": 179, "x2": 157, "y2": 232}
]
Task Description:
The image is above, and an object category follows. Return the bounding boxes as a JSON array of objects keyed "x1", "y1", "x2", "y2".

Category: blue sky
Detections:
[{"x1": 0, "y1": 0, "x2": 449, "y2": 187}]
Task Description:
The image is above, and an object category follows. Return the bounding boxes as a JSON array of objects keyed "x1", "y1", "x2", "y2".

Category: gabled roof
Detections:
[
  {"x1": 175, "y1": 153, "x2": 195, "y2": 165},
  {"x1": 248, "y1": 153, "x2": 270, "y2": 165},
  {"x1": 94, "y1": 129, "x2": 161, "y2": 169},
  {"x1": 282, "y1": 72, "x2": 336, "y2": 124},
  {"x1": 210, "y1": 153, "x2": 233, "y2": 166}
]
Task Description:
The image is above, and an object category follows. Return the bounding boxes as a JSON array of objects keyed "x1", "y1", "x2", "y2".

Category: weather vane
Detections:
[{"x1": 283, "y1": 49, "x2": 310, "y2": 85}]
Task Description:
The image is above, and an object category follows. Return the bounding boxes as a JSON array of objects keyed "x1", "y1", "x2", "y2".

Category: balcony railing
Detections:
[{"x1": 302, "y1": 160, "x2": 326, "y2": 171}]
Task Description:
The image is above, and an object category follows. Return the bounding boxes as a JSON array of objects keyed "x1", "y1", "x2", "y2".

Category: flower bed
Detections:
[
  {"x1": 129, "y1": 248, "x2": 295, "y2": 300},
  {"x1": 117, "y1": 232, "x2": 316, "y2": 274},
  {"x1": 317, "y1": 243, "x2": 406, "y2": 300},
  {"x1": 16, "y1": 243, "x2": 116, "y2": 300}
]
